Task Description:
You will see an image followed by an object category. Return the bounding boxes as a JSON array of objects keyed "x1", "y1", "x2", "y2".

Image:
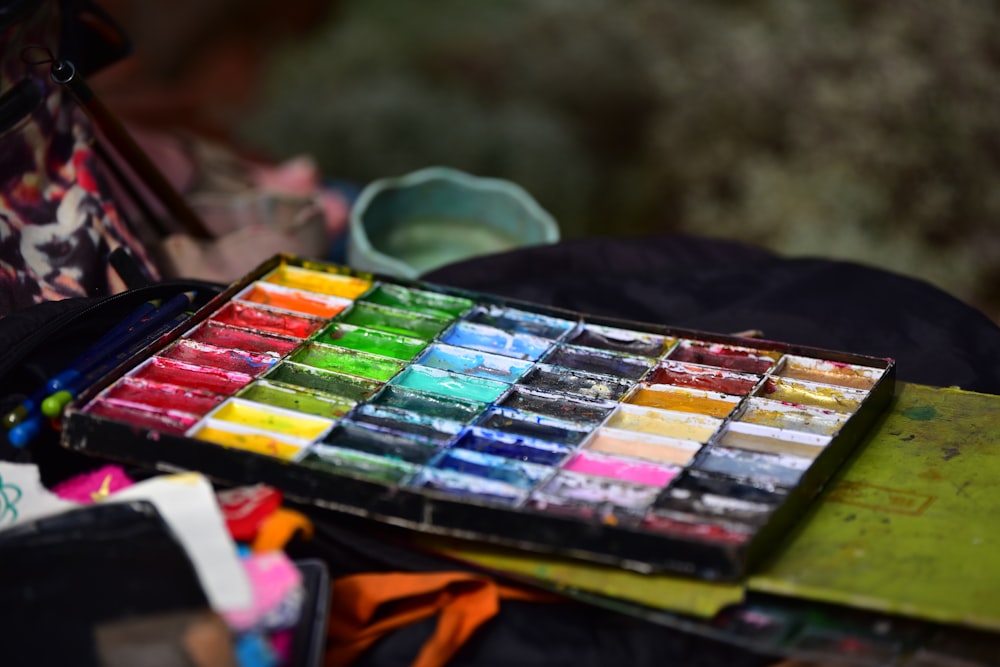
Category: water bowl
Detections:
[{"x1": 348, "y1": 167, "x2": 560, "y2": 279}]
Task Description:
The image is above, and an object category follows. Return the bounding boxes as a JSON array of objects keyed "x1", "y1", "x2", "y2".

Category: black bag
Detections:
[
  {"x1": 1, "y1": 0, "x2": 161, "y2": 315},
  {"x1": 0, "y1": 277, "x2": 221, "y2": 480}
]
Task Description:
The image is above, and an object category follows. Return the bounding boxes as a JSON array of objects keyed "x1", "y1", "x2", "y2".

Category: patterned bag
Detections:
[{"x1": 0, "y1": 0, "x2": 159, "y2": 316}]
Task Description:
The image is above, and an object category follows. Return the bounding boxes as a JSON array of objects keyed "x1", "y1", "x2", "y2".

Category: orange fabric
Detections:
[
  {"x1": 250, "y1": 508, "x2": 314, "y2": 553},
  {"x1": 326, "y1": 572, "x2": 557, "y2": 667}
]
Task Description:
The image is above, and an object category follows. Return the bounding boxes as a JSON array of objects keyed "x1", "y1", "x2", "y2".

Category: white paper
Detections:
[
  {"x1": 0, "y1": 461, "x2": 78, "y2": 530},
  {"x1": 108, "y1": 473, "x2": 253, "y2": 612}
]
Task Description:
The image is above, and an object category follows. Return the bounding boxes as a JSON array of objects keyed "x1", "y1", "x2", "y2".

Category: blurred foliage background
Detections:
[{"x1": 101, "y1": 0, "x2": 1000, "y2": 320}]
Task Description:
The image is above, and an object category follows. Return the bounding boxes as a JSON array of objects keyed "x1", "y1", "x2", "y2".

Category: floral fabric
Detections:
[{"x1": 0, "y1": 3, "x2": 158, "y2": 316}]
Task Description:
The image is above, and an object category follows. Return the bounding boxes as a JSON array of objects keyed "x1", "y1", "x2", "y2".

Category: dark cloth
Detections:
[{"x1": 426, "y1": 235, "x2": 1000, "y2": 394}]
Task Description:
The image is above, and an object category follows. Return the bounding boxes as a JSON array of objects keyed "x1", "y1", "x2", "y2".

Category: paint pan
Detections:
[
  {"x1": 758, "y1": 376, "x2": 866, "y2": 413},
  {"x1": 692, "y1": 446, "x2": 811, "y2": 488},
  {"x1": 543, "y1": 344, "x2": 651, "y2": 380},
  {"x1": 466, "y1": 304, "x2": 576, "y2": 339},
  {"x1": 391, "y1": 365, "x2": 509, "y2": 404},
  {"x1": 264, "y1": 361, "x2": 381, "y2": 402},
  {"x1": 717, "y1": 422, "x2": 830, "y2": 460},
  {"x1": 604, "y1": 404, "x2": 721, "y2": 442},
  {"x1": 262, "y1": 264, "x2": 373, "y2": 299},
  {"x1": 209, "y1": 398, "x2": 334, "y2": 440},
  {"x1": 776, "y1": 355, "x2": 883, "y2": 390},
  {"x1": 647, "y1": 361, "x2": 761, "y2": 396},
  {"x1": 321, "y1": 421, "x2": 439, "y2": 464},
  {"x1": 440, "y1": 321, "x2": 551, "y2": 361},
  {"x1": 315, "y1": 322, "x2": 427, "y2": 361},
  {"x1": 499, "y1": 387, "x2": 616, "y2": 426},
  {"x1": 371, "y1": 385, "x2": 486, "y2": 424},
  {"x1": 132, "y1": 357, "x2": 253, "y2": 395},
  {"x1": 477, "y1": 407, "x2": 590, "y2": 447},
  {"x1": 737, "y1": 397, "x2": 847, "y2": 435},
  {"x1": 289, "y1": 342, "x2": 405, "y2": 382},
  {"x1": 100, "y1": 377, "x2": 225, "y2": 416},
  {"x1": 234, "y1": 281, "x2": 351, "y2": 318},
  {"x1": 185, "y1": 321, "x2": 300, "y2": 356},
  {"x1": 652, "y1": 480, "x2": 777, "y2": 526},
  {"x1": 667, "y1": 340, "x2": 780, "y2": 374},
  {"x1": 350, "y1": 404, "x2": 463, "y2": 446},
  {"x1": 189, "y1": 418, "x2": 310, "y2": 460},
  {"x1": 301, "y1": 444, "x2": 417, "y2": 484},
  {"x1": 563, "y1": 451, "x2": 679, "y2": 487},
  {"x1": 211, "y1": 301, "x2": 325, "y2": 339},
  {"x1": 237, "y1": 380, "x2": 355, "y2": 419},
  {"x1": 417, "y1": 344, "x2": 533, "y2": 383},
  {"x1": 672, "y1": 470, "x2": 790, "y2": 505},
  {"x1": 337, "y1": 302, "x2": 451, "y2": 340},
  {"x1": 532, "y1": 470, "x2": 661, "y2": 513},
  {"x1": 161, "y1": 339, "x2": 278, "y2": 377},
  {"x1": 626, "y1": 383, "x2": 740, "y2": 418},
  {"x1": 567, "y1": 323, "x2": 672, "y2": 358},
  {"x1": 517, "y1": 363, "x2": 633, "y2": 401},
  {"x1": 361, "y1": 284, "x2": 473, "y2": 318},
  {"x1": 453, "y1": 427, "x2": 572, "y2": 466},
  {"x1": 414, "y1": 468, "x2": 524, "y2": 504},
  {"x1": 85, "y1": 399, "x2": 199, "y2": 435},
  {"x1": 584, "y1": 427, "x2": 703, "y2": 466},
  {"x1": 430, "y1": 448, "x2": 551, "y2": 490}
]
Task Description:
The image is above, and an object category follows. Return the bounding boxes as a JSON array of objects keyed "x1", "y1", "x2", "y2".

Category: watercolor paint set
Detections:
[{"x1": 62, "y1": 256, "x2": 895, "y2": 579}]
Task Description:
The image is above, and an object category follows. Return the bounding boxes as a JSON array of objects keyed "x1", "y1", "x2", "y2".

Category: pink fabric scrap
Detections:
[
  {"x1": 224, "y1": 550, "x2": 303, "y2": 633},
  {"x1": 52, "y1": 465, "x2": 135, "y2": 504}
]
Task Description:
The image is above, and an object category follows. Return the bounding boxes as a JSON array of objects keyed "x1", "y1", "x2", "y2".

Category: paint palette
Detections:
[{"x1": 63, "y1": 256, "x2": 895, "y2": 579}]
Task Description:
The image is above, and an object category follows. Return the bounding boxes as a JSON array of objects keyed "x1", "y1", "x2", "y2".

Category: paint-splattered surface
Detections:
[
  {"x1": 749, "y1": 382, "x2": 1000, "y2": 630},
  {"x1": 433, "y1": 383, "x2": 1000, "y2": 631}
]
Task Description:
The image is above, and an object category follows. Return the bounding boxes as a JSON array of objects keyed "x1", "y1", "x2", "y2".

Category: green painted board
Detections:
[
  {"x1": 424, "y1": 537, "x2": 746, "y2": 617},
  {"x1": 747, "y1": 383, "x2": 1000, "y2": 631},
  {"x1": 429, "y1": 383, "x2": 1000, "y2": 631}
]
